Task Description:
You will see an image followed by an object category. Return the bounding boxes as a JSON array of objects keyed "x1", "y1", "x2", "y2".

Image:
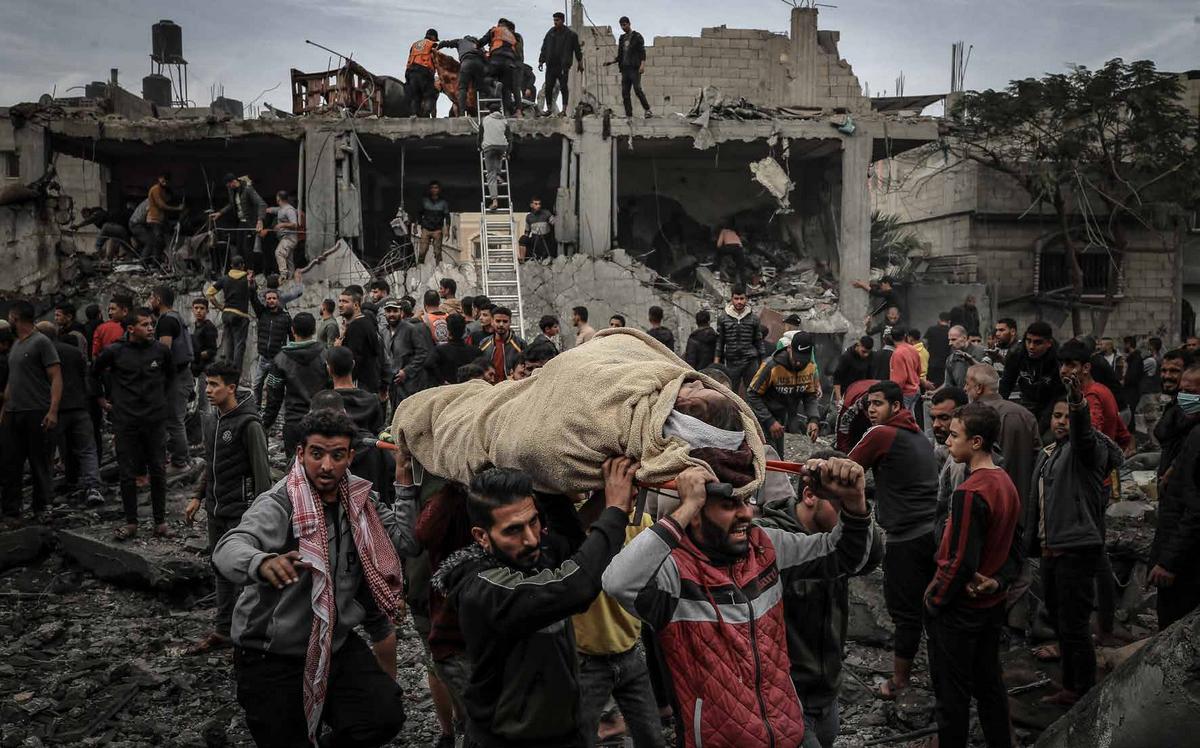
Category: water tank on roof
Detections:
[
  {"x1": 152, "y1": 20, "x2": 184, "y2": 63},
  {"x1": 143, "y1": 74, "x2": 172, "y2": 106},
  {"x1": 85, "y1": 81, "x2": 108, "y2": 99}
]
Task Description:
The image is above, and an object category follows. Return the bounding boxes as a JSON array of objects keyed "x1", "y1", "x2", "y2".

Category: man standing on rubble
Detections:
[
  {"x1": 337, "y1": 287, "x2": 385, "y2": 398},
  {"x1": 539, "y1": 11, "x2": 583, "y2": 114},
  {"x1": 604, "y1": 457, "x2": 876, "y2": 747},
  {"x1": 213, "y1": 409, "x2": 408, "y2": 747},
  {"x1": 1, "y1": 302, "x2": 62, "y2": 525},
  {"x1": 482, "y1": 19, "x2": 521, "y2": 115},
  {"x1": 185, "y1": 360, "x2": 271, "y2": 655},
  {"x1": 439, "y1": 35, "x2": 487, "y2": 116},
  {"x1": 605, "y1": 16, "x2": 652, "y2": 118},
  {"x1": 519, "y1": 196, "x2": 556, "y2": 260},
  {"x1": 262, "y1": 312, "x2": 329, "y2": 456},
  {"x1": 747, "y1": 331, "x2": 821, "y2": 455},
  {"x1": 388, "y1": 295, "x2": 437, "y2": 402},
  {"x1": 407, "y1": 29, "x2": 441, "y2": 118},
  {"x1": 92, "y1": 308, "x2": 174, "y2": 540},
  {"x1": 149, "y1": 286, "x2": 195, "y2": 473},
  {"x1": 715, "y1": 286, "x2": 767, "y2": 394},
  {"x1": 848, "y1": 380, "x2": 939, "y2": 701},
  {"x1": 248, "y1": 284, "x2": 293, "y2": 407},
  {"x1": 478, "y1": 306, "x2": 525, "y2": 380},
  {"x1": 1000, "y1": 321, "x2": 1064, "y2": 421},
  {"x1": 34, "y1": 321, "x2": 103, "y2": 507},
  {"x1": 645, "y1": 305, "x2": 675, "y2": 352},
  {"x1": 210, "y1": 175, "x2": 268, "y2": 268},
  {"x1": 417, "y1": 181, "x2": 450, "y2": 264},
  {"x1": 832, "y1": 336, "x2": 874, "y2": 405},
  {"x1": 944, "y1": 325, "x2": 985, "y2": 390},
  {"x1": 1153, "y1": 348, "x2": 1194, "y2": 478},
  {"x1": 1150, "y1": 363, "x2": 1200, "y2": 627},
  {"x1": 265, "y1": 191, "x2": 300, "y2": 275},
  {"x1": 572, "y1": 305, "x2": 596, "y2": 347},
  {"x1": 207, "y1": 256, "x2": 253, "y2": 369},
  {"x1": 92, "y1": 294, "x2": 132, "y2": 357},
  {"x1": 925, "y1": 312, "x2": 952, "y2": 386},
  {"x1": 146, "y1": 172, "x2": 183, "y2": 262},
  {"x1": 684, "y1": 310, "x2": 717, "y2": 370}
]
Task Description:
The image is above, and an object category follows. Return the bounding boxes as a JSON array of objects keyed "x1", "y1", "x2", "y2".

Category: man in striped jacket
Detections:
[{"x1": 603, "y1": 459, "x2": 876, "y2": 748}]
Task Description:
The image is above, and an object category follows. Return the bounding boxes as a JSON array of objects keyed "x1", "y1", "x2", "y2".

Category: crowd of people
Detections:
[{"x1": 2, "y1": 267, "x2": 1199, "y2": 748}]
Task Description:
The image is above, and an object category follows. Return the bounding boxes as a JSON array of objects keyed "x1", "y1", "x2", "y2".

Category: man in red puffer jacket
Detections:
[{"x1": 603, "y1": 459, "x2": 877, "y2": 748}]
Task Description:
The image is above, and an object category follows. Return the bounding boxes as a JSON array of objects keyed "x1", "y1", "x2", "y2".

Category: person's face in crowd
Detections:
[
  {"x1": 731, "y1": 293, "x2": 747, "y2": 313},
  {"x1": 1181, "y1": 370, "x2": 1200, "y2": 401},
  {"x1": 429, "y1": 184, "x2": 441, "y2": 200},
  {"x1": 264, "y1": 291, "x2": 280, "y2": 311},
  {"x1": 1162, "y1": 356, "x2": 1186, "y2": 395},
  {"x1": 545, "y1": 323, "x2": 560, "y2": 338},
  {"x1": 929, "y1": 399, "x2": 958, "y2": 443},
  {"x1": 964, "y1": 372, "x2": 986, "y2": 402},
  {"x1": 946, "y1": 417, "x2": 979, "y2": 464},
  {"x1": 482, "y1": 364, "x2": 497, "y2": 384},
  {"x1": 1100, "y1": 338, "x2": 1115, "y2": 355},
  {"x1": 227, "y1": 178, "x2": 240, "y2": 191},
  {"x1": 969, "y1": 335, "x2": 983, "y2": 346},
  {"x1": 438, "y1": 285, "x2": 451, "y2": 299},
  {"x1": 530, "y1": 199, "x2": 542, "y2": 212},
  {"x1": 1025, "y1": 332, "x2": 1052, "y2": 359},
  {"x1": 337, "y1": 294, "x2": 357, "y2": 320},
  {"x1": 54, "y1": 309, "x2": 70, "y2": 330},
  {"x1": 298, "y1": 434, "x2": 353, "y2": 500},
  {"x1": 108, "y1": 303, "x2": 125, "y2": 322},
  {"x1": 964, "y1": 295, "x2": 976, "y2": 309},
  {"x1": 995, "y1": 322, "x2": 1015, "y2": 346},
  {"x1": 571, "y1": 311, "x2": 582, "y2": 328},
  {"x1": 697, "y1": 495, "x2": 755, "y2": 558},
  {"x1": 865, "y1": 392, "x2": 896, "y2": 426},
  {"x1": 553, "y1": 14, "x2": 564, "y2": 29},
  {"x1": 524, "y1": 358, "x2": 549, "y2": 376},
  {"x1": 474, "y1": 495, "x2": 542, "y2": 569},
  {"x1": 384, "y1": 307, "x2": 403, "y2": 326},
  {"x1": 885, "y1": 307, "x2": 900, "y2": 324},
  {"x1": 493, "y1": 313, "x2": 512, "y2": 337},
  {"x1": 370, "y1": 288, "x2": 387, "y2": 304},
  {"x1": 205, "y1": 375, "x2": 237, "y2": 410},
  {"x1": 949, "y1": 327, "x2": 968, "y2": 351},
  {"x1": 479, "y1": 309, "x2": 493, "y2": 331},
  {"x1": 193, "y1": 303, "x2": 208, "y2": 322},
  {"x1": 128, "y1": 315, "x2": 154, "y2": 343},
  {"x1": 609, "y1": 317, "x2": 623, "y2": 328},
  {"x1": 148, "y1": 292, "x2": 163, "y2": 312},
  {"x1": 1059, "y1": 358, "x2": 1090, "y2": 382},
  {"x1": 855, "y1": 343, "x2": 871, "y2": 359},
  {"x1": 795, "y1": 488, "x2": 839, "y2": 533},
  {"x1": 158, "y1": 175, "x2": 169, "y2": 188},
  {"x1": 619, "y1": 18, "x2": 631, "y2": 33},
  {"x1": 1050, "y1": 400, "x2": 1071, "y2": 441},
  {"x1": 1186, "y1": 337, "x2": 1200, "y2": 354}
]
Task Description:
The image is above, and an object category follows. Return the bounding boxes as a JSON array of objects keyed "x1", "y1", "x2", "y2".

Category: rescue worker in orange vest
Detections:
[
  {"x1": 407, "y1": 29, "x2": 440, "y2": 118},
  {"x1": 481, "y1": 19, "x2": 520, "y2": 115}
]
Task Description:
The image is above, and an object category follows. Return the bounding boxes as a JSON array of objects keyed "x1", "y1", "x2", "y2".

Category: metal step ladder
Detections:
[{"x1": 476, "y1": 98, "x2": 525, "y2": 335}]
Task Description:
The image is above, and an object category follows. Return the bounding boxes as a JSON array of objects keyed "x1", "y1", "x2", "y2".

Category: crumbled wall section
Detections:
[
  {"x1": 576, "y1": 8, "x2": 868, "y2": 114},
  {"x1": 2, "y1": 202, "x2": 64, "y2": 296}
]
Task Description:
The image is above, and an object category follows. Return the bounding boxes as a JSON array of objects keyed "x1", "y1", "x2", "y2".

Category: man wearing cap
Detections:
[
  {"x1": 746, "y1": 332, "x2": 821, "y2": 455},
  {"x1": 209, "y1": 174, "x2": 268, "y2": 268},
  {"x1": 407, "y1": 29, "x2": 441, "y2": 118}
]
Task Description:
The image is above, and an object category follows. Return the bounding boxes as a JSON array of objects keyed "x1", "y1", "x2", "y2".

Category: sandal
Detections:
[
  {"x1": 185, "y1": 632, "x2": 231, "y2": 656},
  {"x1": 1033, "y1": 643, "x2": 1061, "y2": 662},
  {"x1": 877, "y1": 677, "x2": 907, "y2": 701},
  {"x1": 113, "y1": 524, "x2": 138, "y2": 541},
  {"x1": 153, "y1": 523, "x2": 176, "y2": 539}
]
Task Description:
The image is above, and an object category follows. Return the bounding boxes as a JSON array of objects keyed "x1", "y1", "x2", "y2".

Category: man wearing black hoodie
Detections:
[
  {"x1": 262, "y1": 313, "x2": 329, "y2": 456},
  {"x1": 538, "y1": 11, "x2": 583, "y2": 113},
  {"x1": 326, "y1": 347, "x2": 389, "y2": 496},
  {"x1": 435, "y1": 461, "x2": 636, "y2": 748},
  {"x1": 92, "y1": 309, "x2": 174, "y2": 540},
  {"x1": 1000, "y1": 321, "x2": 1064, "y2": 422},
  {"x1": 185, "y1": 360, "x2": 272, "y2": 654},
  {"x1": 848, "y1": 379, "x2": 938, "y2": 699},
  {"x1": 714, "y1": 287, "x2": 766, "y2": 393},
  {"x1": 683, "y1": 310, "x2": 717, "y2": 370}
]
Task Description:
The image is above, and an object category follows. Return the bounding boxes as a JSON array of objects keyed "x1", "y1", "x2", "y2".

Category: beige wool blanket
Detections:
[{"x1": 390, "y1": 328, "x2": 765, "y2": 497}]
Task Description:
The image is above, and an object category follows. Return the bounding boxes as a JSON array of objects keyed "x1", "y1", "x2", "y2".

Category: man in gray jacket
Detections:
[
  {"x1": 213, "y1": 409, "x2": 418, "y2": 747},
  {"x1": 1031, "y1": 375, "x2": 1122, "y2": 707}
]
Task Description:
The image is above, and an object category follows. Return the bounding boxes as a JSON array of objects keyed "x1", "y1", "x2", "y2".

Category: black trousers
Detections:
[
  {"x1": 406, "y1": 65, "x2": 437, "y2": 117},
  {"x1": 546, "y1": 64, "x2": 571, "y2": 109},
  {"x1": 620, "y1": 66, "x2": 651, "y2": 116},
  {"x1": 1158, "y1": 573, "x2": 1200, "y2": 629},
  {"x1": 1043, "y1": 549, "x2": 1099, "y2": 694},
  {"x1": 489, "y1": 58, "x2": 519, "y2": 114},
  {"x1": 234, "y1": 636, "x2": 405, "y2": 748},
  {"x1": 220, "y1": 313, "x2": 250, "y2": 370},
  {"x1": 725, "y1": 358, "x2": 761, "y2": 396},
  {"x1": 926, "y1": 604, "x2": 1013, "y2": 748},
  {"x1": 0, "y1": 411, "x2": 53, "y2": 516},
  {"x1": 207, "y1": 514, "x2": 241, "y2": 636},
  {"x1": 457, "y1": 57, "x2": 488, "y2": 115},
  {"x1": 884, "y1": 533, "x2": 937, "y2": 660},
  {"x1": 114, "y1": 419, "x2": 167, "y2": 524}
]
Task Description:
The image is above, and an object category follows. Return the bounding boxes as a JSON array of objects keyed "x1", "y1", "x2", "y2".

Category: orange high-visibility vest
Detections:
[
  {"x1": 488, "y1": 26, "x2": 516, "y2": 54},
  {"x1": 408, "y1": 38, "x2": 437, "y2": 70}
]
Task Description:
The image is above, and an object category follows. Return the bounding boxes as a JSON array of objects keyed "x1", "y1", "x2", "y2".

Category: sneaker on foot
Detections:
[
  {"x1": 85, "y1": 488, "x2": 105, "y2": 507},
  {"x1": 644, "y1": 110, "x2": 653, "y2": 118}
]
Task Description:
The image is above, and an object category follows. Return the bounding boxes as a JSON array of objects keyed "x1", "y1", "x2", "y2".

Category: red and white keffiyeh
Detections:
[{"x1": 286, "y1": 458, "x2": 405, "y2": 743}]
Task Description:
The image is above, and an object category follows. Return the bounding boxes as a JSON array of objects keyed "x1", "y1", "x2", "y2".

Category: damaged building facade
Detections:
[{"x1": 2, "y1": 5, "x2": 939, "y2": 348}]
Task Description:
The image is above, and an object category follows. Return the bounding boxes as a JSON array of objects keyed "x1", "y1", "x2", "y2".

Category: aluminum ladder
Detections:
[{"x1": 476, "y1": 98, "x2": 525, "y2": 335}]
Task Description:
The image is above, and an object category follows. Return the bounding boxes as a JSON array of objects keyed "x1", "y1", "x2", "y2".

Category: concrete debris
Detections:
[
  {"x1": 749, "y1": 157, "x2": 795, "y2": 213},
  {"x1": 1033, "y1": 607, "x2": 1200, "y2": 748}
]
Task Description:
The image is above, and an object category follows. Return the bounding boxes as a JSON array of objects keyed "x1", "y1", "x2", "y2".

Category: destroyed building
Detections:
[{"x1": 0, "y1": 4, "x2": 941, "y2": 352}]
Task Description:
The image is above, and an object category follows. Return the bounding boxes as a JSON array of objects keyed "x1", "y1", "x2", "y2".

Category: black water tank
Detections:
[
  {"x1": 152, "y1": 20, "x2": 184, "y2": 63},
  {"x1": 143, "y1": 74, "x2": 172, "y2": 106}
]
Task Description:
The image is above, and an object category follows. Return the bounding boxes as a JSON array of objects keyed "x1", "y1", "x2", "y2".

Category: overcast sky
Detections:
[{"x1": 2, "y1": 0, "x2": 1196, "y2": 115}]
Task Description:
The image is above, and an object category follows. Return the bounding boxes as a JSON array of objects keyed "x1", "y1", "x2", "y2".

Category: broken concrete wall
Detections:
[
  {"x1": 576, "y1": 7, "x2": 868, "y2": 115},
  {"x1": 1, "y1": 200, "x2": 69, "y2": 296},
  {"x1": 1034, "y1": 607, "x2": 1200, "y2": 748}
]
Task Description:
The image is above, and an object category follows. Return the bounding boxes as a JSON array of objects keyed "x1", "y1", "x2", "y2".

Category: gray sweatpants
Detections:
[
  {"x1": 56, "y1": 409, "x2": 101, "y2": 491},
  {"x1": 166, "y1": 367, "x2": 194, "y2": 466}
]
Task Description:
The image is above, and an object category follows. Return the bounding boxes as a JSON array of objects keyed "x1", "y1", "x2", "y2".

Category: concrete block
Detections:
[
  {"x1": 59, "y1": 526, "x2": 210, "y2": 591},
  {"x1": 0, "y1": 526, "x2": 52, "y2": 571}
]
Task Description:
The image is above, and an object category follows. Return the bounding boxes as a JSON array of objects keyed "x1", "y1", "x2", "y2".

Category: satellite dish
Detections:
[{"x1": 38, "y1": 94, "x2": 53, "y2": 106}]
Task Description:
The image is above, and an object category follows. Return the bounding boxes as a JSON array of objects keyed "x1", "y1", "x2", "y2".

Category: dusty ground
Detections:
[{"x1": 0, "y1": 432, "x2": 1161, "y2": 746}]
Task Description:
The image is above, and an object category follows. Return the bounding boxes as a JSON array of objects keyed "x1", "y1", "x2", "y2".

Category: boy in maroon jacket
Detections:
[{"x1": 925, "y1": 403, "x2": 1022, "y2": 748}]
